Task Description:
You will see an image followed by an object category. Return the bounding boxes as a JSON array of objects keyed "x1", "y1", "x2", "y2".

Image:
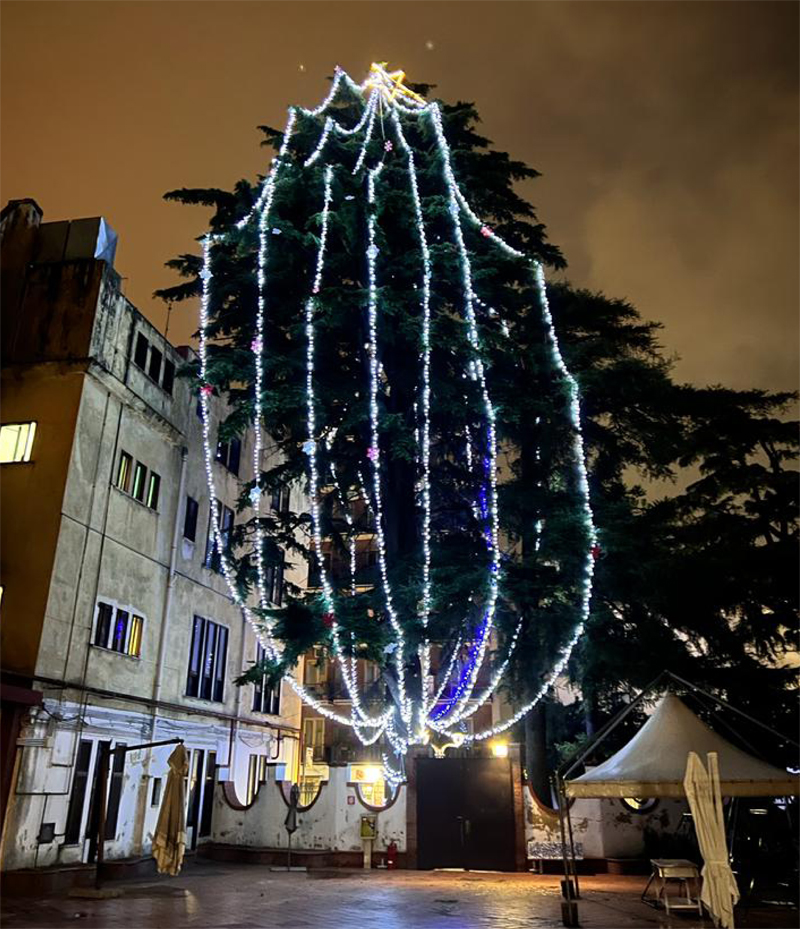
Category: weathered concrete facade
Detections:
[{"x1": 0, "y1": 200, "x2": 303, "y2": 873}]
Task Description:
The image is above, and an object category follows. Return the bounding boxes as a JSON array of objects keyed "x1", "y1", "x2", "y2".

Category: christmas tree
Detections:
[{"x1": 162, "y1": 64, "x2": 596, "y2": 780}]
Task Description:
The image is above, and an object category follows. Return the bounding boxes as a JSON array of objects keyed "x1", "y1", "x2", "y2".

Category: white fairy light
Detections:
[
  {"x1": 424, "y1": 101, "x2": 501, "y2": 730},
  {"x1": 302, "y1": 165, "x2": 388, "y2": 728},
  {"x1": 365, "y1": 161, "x2": 412, "y2": 728},
  {"x1": 195, "y1": 65, "x2": 596, "y2": 776},
  {"x1": 197, "y1": 236, "x2": 373, "y2": 731},
  {"x1": 447, "y1": 261, "x2": 596, "y2": 743},
  {"x1": 391, "y1": 110, "x2": 434, "y2": 723}
]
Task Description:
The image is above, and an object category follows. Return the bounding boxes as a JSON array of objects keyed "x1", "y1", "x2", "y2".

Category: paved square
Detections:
[{"x1": 1, "y1": 861, "x2": 796, "y2": 929}]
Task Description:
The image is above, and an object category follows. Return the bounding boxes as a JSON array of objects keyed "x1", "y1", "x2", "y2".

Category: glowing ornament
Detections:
[
  {"x1": 200, "y1": 384, "x2": 213, "y2": 397},
  {"x1": 362, "y1": 61, "x2": 426, "y2": 106}
]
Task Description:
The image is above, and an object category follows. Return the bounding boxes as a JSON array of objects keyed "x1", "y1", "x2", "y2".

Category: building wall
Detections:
[
  {"x1": 212, "y1": 766, "x2": 406, "y2": 856},
  {"x1": 0, "y1": 203, "x2": 303, "y2": 872}
]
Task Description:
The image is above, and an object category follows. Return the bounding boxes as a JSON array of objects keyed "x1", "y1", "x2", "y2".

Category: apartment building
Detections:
[{"x1": 0, "y1": 199, "x2": 302, "y2": 872}]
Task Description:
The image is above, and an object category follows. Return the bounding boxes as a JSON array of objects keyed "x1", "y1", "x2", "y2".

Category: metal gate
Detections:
[{"x1": 416, "y1": 756, "x2": 516, "y2": 871}]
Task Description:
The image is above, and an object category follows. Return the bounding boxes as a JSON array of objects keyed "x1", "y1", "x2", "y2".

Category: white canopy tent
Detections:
[
  {"x1": 553, "y1": 680, "x2": 798, "y2": 928},
  {"x1": 565, "y1": 693, "x2": 799, "y2": 799}
]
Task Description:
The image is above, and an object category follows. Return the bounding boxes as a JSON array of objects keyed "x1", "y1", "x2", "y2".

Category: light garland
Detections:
[
  {"x1": 365, "y1": 161, "x2": 413, "y2": 728},
  {"x1": 197, "y1": 236, "x2": 369, "y2": 731},
  {"x1": 390, "y1": 110, "x2": 434, "y2": 724},
  {"x1": 196, "y1": 63, "x2": 596, "y2": 778}
]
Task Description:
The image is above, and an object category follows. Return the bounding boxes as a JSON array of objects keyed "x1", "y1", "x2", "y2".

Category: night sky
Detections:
[{"x1": 2, "y1": 1, "x2": 797, "y2": 395}]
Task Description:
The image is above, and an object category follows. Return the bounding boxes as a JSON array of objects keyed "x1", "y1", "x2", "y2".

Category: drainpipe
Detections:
[
  {"x1": 153, "y1": 445, "x2": 188, "y2": 705},
  {"x1": 228, "y1": 610, "x2": 249, "y2": 788}
]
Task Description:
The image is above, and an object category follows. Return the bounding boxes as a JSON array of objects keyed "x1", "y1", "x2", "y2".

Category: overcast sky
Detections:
[{"x1": 2, "y1": 1, "x2": 797, "y2": 394}]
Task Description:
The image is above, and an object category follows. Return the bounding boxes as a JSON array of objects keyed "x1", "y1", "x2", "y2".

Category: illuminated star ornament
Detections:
[
  {"x1": 362, "y1": 61, "x2": 427, "y2": 106},
  {"x1": 194, "y1": 64, "x2": 597, "y2": 784}
]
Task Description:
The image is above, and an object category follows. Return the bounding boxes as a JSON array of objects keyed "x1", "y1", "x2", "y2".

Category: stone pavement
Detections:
[{"x1": 1, "y1": 860, "x2": 796, "y2": 929}]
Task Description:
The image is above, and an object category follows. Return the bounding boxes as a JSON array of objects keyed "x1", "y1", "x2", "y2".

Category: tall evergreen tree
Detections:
[{"x1": 157, "y1": 67, "x2": 593, "y2": 772}]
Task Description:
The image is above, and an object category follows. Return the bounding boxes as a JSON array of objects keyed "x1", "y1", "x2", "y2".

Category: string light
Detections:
[{"x1": 195, "y1": 63, "x2": 596, "y2": 778}]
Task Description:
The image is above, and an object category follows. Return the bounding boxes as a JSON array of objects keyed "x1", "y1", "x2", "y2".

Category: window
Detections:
[
  {"x1": 304, "y1": 648, "x2": 328, "y2": 685},
  {"x1": 132, "y1": 462, "x2": 147, "y2": 502},
  {"x1": 148, "y1": 346, "x2": 163, "y2": 383},
  {"x1": 183, "y1": 496, "x2": 199, "y2": 542},
  {"x1": 93, "y1": 601, "x2": 143, "y2": 657},
  {"x1": 303, "y1": 718, "x2": 325, "y2": 763},
  {"x1": 0, "y1": 422, "x2": 37, "y2": 463},
  {"x1": 151, "y1": 778, "x2": 162, "y2": 808},
  {"x1": 162, "y1": 360, "x2": 175, "y2": 396},
  {"x1": 252, "y1": 644, "x2": 281, "y2": 715},
  {"x1": 116, "y1": 451, "x2": 132, "y2": 492},
  {"x1": 66, "y1": 740, "x2": 127, "y2": 844},
  {"x1": 271, "y1": 485, "x2": 290, "y2": 513},
  {"x1": 199, "y1": 752, "x2": 217, "y2": 838},
  {"x1": 146, "y1": 472, "x2": 161, "y2": 510},
  {"x1": 133, "y1": 333, "x2": 149, "y2": 369},
  {"x1": 186, "y1": 615, "x2": 228, "y2": 702},
  {"x1": 246, "y1": 754, "x2": 260, "y2": 804},
  {"x1": 94, "y1": 602, "x2": 114, "y2": 649},
  {"x1": 264, "y1": 563, "x2": 284, "y2": 607},
  {"x1": 64, "y1": 740, "x2": 93, "y2": 844},
  {"x1": 120, "y1": 456, "x2": 160, "y2": 511},
  {"x1": 105, "y1": 745, "x2": 127, "y2": 839},
  {"x1": 216, "y1": 436, "x2": 241, "y2": 476},
  {"x1": 204, "y1": 500, "x2": 234, "y2": 572}
]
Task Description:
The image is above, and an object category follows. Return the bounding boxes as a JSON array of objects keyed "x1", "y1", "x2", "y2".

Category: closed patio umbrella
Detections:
[
  {"x1": 152, "y1": 743, "x2": 189, "y2": 876},
  {"x1": 683, "y1": 751, "x2": 740, "y2": 928}
]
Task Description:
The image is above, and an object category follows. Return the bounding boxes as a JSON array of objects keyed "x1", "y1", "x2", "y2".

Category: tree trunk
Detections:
[{"x1": 524, "y1": 701, "x2": 550, "y2": 806}]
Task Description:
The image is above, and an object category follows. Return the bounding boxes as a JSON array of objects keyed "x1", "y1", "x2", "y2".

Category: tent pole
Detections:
[
  {"x1": 560, "y1": 671, "x2": 668, "y2": 780},
  {"x1": 666, "y1": 672, "x2": 799, "y2": 749},
  {"x1": 553, "y1": 774, "x2": 578, "y2": 927},
  {"x1": 561, "y1": 778, "x2": 580, "y2": 899}
]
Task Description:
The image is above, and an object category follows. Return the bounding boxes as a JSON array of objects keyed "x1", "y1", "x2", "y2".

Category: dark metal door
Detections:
[{"x1": 416, "y1": 756, "x2": 516, "y2": 871}]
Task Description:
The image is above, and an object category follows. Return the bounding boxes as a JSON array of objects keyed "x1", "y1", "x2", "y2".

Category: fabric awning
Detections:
[{"x1": 565, "y1": 694, "x2": 799, "y2": 798}]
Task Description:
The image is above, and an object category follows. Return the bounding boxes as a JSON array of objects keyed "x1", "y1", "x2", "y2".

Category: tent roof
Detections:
[{"x1": 565, "y1": 694, "x2": 799, "y2": 798}]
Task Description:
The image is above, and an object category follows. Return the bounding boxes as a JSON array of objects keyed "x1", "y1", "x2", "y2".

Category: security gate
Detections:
[{"x1": 416, "y1": 756, "x2": 516, "y2": 871}]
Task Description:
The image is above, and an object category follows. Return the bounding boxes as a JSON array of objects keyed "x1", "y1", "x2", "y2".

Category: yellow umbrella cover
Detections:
[{"x1": 152, "y1": 743, "x2": 189, "y2": 876}]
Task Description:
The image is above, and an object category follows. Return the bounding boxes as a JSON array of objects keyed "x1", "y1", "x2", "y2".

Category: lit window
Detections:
[
  {"x1": 186, "y1": 615, "x2": 228, "y2": 702},
  {"x1": 0, "y1": 422, "x2": 37, "y2": 463},
  {"x1": 93, "y1": 601, "x2": 143, "y2": 657},
  {"x1": 252, "y1": 644, "x2": 281, "y2": 715},
  {"x1": 620, "y1": 797, "x2": 658, "y2": 814},
  {"x1": 146, "y1": 472, "x2": 161, "y2": 510},
  {"x1": 132, "y1": 462, "x2": 147, "y2": 502},
  {"x1": 116, "y1": 451, "x2": 132, "y2": 492},
  {"x1": 216, "y1": 436, "x2": 241, "y2": 476},
  {"x1": 303, "y1": 717, "x2": 325, "y2": 762}
]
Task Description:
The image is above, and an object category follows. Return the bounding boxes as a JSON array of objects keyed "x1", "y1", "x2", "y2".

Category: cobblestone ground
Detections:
[{"x1": 1, "y1": 861, "x2": 796, "y2": 929}]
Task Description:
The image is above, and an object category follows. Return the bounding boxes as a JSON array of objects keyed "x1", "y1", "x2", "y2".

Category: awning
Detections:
[{"x1": 565, "y1": 694, "x2": 799, "y2": 798}]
